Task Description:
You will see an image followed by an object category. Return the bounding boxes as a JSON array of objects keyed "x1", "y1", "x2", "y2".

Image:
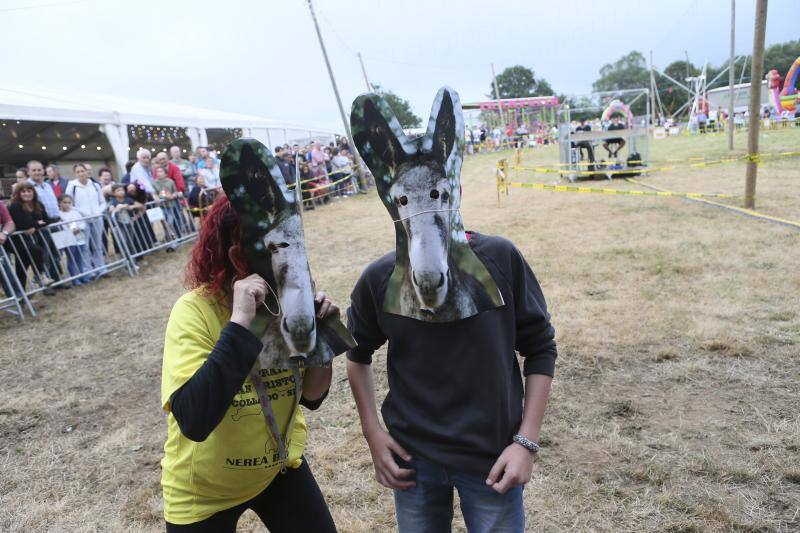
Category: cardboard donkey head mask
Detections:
[
  {"x1": 221, "y1": 139, "x2": 355, "y2": 368},
  {"x1": 351, "y1": 86, "x2": 504, "y2": 322}
]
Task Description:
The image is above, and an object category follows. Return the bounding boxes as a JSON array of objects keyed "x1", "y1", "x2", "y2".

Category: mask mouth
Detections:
[
  {"x1": 281, "y1": 313, "x2": 317, "y2": 354},
  {"x1": 412, "y1": 269, "x2": 448, "y2": 309}
]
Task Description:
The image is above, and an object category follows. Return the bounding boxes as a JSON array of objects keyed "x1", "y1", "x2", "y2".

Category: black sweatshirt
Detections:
[
  {"x1": 347, "y1": 233, "x2": 557, "y2": 477},
  {"x1": 170, "y1": 322, "x2": 326, "y2": 442}
]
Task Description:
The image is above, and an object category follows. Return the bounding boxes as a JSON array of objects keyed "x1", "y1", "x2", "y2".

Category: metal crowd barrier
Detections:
[
  {"x1": 108, "y1": 199, "x2": 197, "y2": 261},
  {"x1": 2, "y1": 200, "x2": 202, "y2": 319},
  {"x1": 0, "y1": 246, "x2": 34, "y2": 319}
]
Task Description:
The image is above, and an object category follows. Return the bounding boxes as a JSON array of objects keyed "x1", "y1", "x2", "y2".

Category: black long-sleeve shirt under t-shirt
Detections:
[
  {"x1": 170, "y1": 322, "x2": 326, "y2": 442},
  {"x1": 347, "y1": 232, "x2": 557, "y2": 477}
]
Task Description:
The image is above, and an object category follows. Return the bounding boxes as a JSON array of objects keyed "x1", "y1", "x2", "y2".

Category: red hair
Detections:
[{"x1": 185, "y1": 195, "x2": 250, "y2": 296}]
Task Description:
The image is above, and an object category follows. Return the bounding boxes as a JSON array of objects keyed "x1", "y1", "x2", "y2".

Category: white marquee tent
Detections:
[{"x1": 0, "y1": 82, "x2": 337, "y2": 177}]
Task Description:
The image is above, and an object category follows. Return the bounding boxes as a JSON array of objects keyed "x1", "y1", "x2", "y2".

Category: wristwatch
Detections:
[{"x1": 512, "y1": 434, "x2": 540, "y2": 454}]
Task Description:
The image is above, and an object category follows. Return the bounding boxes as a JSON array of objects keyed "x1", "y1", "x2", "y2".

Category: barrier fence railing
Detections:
[
  {"x1": 1, "y1": 200, "x2": 206, "y2": 319},
  {"x1": 0, "y1": 245, "x2": 33, "y2": 319},
  {"x1": 109, "y1": 199, "x2": 198, "y2": 261},
  {"x1": 4, "y1": 212, "x2": 135, "y2": 302}
]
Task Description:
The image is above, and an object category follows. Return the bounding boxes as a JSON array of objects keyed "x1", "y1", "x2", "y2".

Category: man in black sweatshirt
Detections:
[{"x1": 347, "y1": 87, "x2": 556, "y2": 533}]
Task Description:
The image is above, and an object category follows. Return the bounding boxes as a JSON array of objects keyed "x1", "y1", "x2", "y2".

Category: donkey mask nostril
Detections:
[{"x1": 437, "y1": 272, "x2": 445, "y2": 288}]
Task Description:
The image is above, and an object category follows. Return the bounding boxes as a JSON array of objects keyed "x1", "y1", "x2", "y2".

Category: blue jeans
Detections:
[{"x1": 394, "y1": 456, "x2": 524, "y2": 533}]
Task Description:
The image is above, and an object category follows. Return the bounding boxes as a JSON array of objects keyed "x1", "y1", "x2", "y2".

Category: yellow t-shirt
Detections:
[{"x1": 160, "y1": 289, "x2": 307, "y2": 525}]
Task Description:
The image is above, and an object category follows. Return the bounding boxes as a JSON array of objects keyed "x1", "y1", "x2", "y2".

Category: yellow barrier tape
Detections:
[
  {"x1": 514, "y1": 150, "x2": 800, "y2": 170},
  {"x1": 625, "y1": 178, "x2": 800, "y2": 230},
  {"x1": 505, "y1": 181, "x2": 739, "y2": 199}
]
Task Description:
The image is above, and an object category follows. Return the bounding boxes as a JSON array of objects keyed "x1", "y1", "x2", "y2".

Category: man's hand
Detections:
[
  {"x1": 365, "y1": 427, "x2": 416, "y2": 490},
  {"x1": 0, "y1": 233, "x2": 6, "y2": 246},
  {"x1": 485, "y1": 442, "x2": 534, "y2": 494}
]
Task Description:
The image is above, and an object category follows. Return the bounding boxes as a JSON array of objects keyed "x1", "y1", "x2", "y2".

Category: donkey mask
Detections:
[
  {"x1": 351, "y1": 86, "x2": 504, "y2": 322},
  {"x1": 221, "y1": 139, "x2": 355, "y2": 368}
]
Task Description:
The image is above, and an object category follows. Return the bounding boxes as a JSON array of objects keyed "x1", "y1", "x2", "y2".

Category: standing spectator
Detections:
[
  {"x1": 121, "y1": 160, "x2": 135, "y2": 185},
  {"x1": 130, "y1": 149, "x2": 157, "y2": 199},
  {"x1": 277, "y1": 150, "x2": 296, "y2": 186},
  {"x1": 154, "y1": 151, "x2": 186, "y2": 193},
  {"x1": 108, "y1": 184, "x2": 144, "y2": 256},
  {"x1": 169, "y1": 145, "x2": 193, "y2": 184},
  {"x1": 188, "y1": 174, "x2": 216, "y2": 210},
  {"x1": 7, "y1": 183, "x2": 55, "y2": 289},
  {"x1": 126, "y1": 182, "x2": 157, "y2": 249},
  {"x1": 15, "y1": 168, "x2": 28, "y2": 185},
  {"x1": 56, "y1": 194, "x2": 93, "y2": 285},
  {"x1": 26, "y1": 160, "x2": 60, "y2": 221},
  {"x1": 46, "y1": 164, "x2": 69, "y2": 197},
  {"x1": 27, "y1": 160, "x2": 63, "y2": 283},
  {"x1": 98, "y1": 167, "x2": 115, "y2": 198},
  {"x1": 84, "y1": 163, "x2": 95, "y2": 182},
  {"x1": 67, "y1": 163, "x2": 107, "y2": 277},
  {"x1": 330, "y1": 147, "x2": 353, "y2": 196},
  {"x1": 195, "y1": 146, "x2": 219, "y2": 169},
  {"x1": 310, "y1": 142, "x2": 328, "y2": 174},
  {"x1": 197, "y1": 157, "x2": 221, "y2": 189}
]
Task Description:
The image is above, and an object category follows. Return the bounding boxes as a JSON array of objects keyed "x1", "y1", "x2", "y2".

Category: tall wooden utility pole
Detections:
[
  {"x1": 357, "y1": 52, "x2": 373, "y2": 92},
  {"x1": 306, "y1": 0, "x2": 365, "y2": 189},
  {"x1": 744, "y1": 0, "x2": 768, "y2": 209},
  {"x1": 491, "y1": 63, "x2": 506, "y2": 126},
  {"x1": 728, "y1": 0, "x2": 736, "y2": 150}
]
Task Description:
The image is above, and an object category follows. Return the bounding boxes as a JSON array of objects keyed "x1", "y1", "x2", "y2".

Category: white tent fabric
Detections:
[{"x1": 0, "y1": 82, "x2": 336, "y2": 175}]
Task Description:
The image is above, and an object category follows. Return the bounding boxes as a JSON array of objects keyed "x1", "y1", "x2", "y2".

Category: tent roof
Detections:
[{"x1": 0, "y1": 82, "x2": 335, "y2": 133}]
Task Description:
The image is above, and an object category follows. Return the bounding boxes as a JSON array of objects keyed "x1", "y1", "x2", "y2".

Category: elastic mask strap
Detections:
[
  {"x1": 393, "y1": 207, "x2": 459, "y2": 224},
  {"x1": 261, "y1": 279, "x2": 282, "y2": 317}
]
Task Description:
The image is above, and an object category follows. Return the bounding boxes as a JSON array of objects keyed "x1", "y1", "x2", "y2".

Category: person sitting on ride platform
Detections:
[{"x1": 603, "y1": 116, "x2": 626, "y2": 159}]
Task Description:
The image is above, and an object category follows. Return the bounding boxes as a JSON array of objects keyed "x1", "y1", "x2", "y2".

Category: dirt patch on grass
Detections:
[{"x1": 2, "y1": 131, "x2": 800, "y2": 531}]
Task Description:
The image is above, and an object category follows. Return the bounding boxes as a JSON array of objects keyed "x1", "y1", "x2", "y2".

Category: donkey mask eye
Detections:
[
  {"x1": 268, "y1": 242, "x2": 290, "y2": 252},
  {"x1": 397, "y1": 196, "x2": 408, "y2": 206},
  {"x1": 441, "y1": 191, "x2": 450, "y2": 202},
  {"x1": 430, "y1": 190, "x2": 439, "y2": 200}
]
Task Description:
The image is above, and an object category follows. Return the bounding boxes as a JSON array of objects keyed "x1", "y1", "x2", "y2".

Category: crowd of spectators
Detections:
[{"x1": 1, "y1": 138, "x2": 366, "y2": 300}]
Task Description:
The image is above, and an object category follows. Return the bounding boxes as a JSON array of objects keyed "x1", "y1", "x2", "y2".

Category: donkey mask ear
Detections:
[
  {"x1": 221, "y1": 139, "x2": 288, "y2": 227},
  {"x1": 430, "y1": 89, "x2": 457, "y2": 166},
  {"x1": 351, "y1": 95, "x2": 407, "y2": 172}
]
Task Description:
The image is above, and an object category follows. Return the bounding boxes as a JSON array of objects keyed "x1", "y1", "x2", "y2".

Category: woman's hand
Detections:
[
  {"x1": 314, "y1": 291, "x2": 339, "y2": 319},
  {"x1": 25, "y1": 228, "x2": 36, "y2": 235},
  {"x1": 230, "y1": 274, "x2": 268, "y2": 329}
]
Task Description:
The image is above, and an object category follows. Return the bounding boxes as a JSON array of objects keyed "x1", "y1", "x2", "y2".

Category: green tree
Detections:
[
  {"x1": 489, "y1": 65, "x2": 555, "y2": 99},
  {"x1": 592, "y1": 51, "x2": 650, "y2": 114},
  {"x1": 763, "y1": 39, "x2": 800, "y2": 78},
  {"x1": 371, "y1": 83, "x2": 422, "y2": 128}
]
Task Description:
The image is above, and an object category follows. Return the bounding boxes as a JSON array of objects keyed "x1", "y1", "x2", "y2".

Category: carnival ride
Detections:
[
  {"x1": 766, "y1": 56, "x2": 800, "y2": 113},
  {"x1": 558, "y1": 88, "x2": 650, "y2": 182},
  {"x1": 462, "y1": 96, "x2": 559, "y2": 137}
]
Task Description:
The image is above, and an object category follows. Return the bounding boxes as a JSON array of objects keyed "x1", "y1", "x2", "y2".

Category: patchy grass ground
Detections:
[{"x1": 1, "y1": 128, "x2": 799, "y2": 532}]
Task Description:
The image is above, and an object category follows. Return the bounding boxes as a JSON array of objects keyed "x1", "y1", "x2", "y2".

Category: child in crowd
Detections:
[
  {"x1": 109, "y1": 184, "x2": 145, "y2": 256},
  {"x1": 56, "y1": 195, "x2": 93, "y2": 285},
  {"x1": 153, "y1": 166, "x2": 182, "y2": 245}
]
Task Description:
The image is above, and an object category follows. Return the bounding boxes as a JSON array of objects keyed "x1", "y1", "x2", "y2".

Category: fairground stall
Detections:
[{"x1": 463, "y1": 96, "x2": 560, "y2": 146}]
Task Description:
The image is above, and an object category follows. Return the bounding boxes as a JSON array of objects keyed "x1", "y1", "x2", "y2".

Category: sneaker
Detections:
[{"x1": 40, "y1": 274, "x2": 55, "y2": 286}]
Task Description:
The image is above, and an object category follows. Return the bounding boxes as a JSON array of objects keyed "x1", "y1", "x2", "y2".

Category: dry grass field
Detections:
[{"x1": 1, "y1": 128, "x2": 799, "y2": 532}]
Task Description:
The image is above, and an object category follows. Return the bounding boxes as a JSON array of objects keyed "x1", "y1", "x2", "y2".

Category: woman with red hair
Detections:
[{"x1": 161, "y1": 196, "x2": 338, "y2": 532}]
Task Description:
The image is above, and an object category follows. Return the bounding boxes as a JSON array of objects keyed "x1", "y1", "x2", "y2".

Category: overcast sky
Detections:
[{"x1": 1, "y1": 0, "x2": 796, "y2": 132}]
